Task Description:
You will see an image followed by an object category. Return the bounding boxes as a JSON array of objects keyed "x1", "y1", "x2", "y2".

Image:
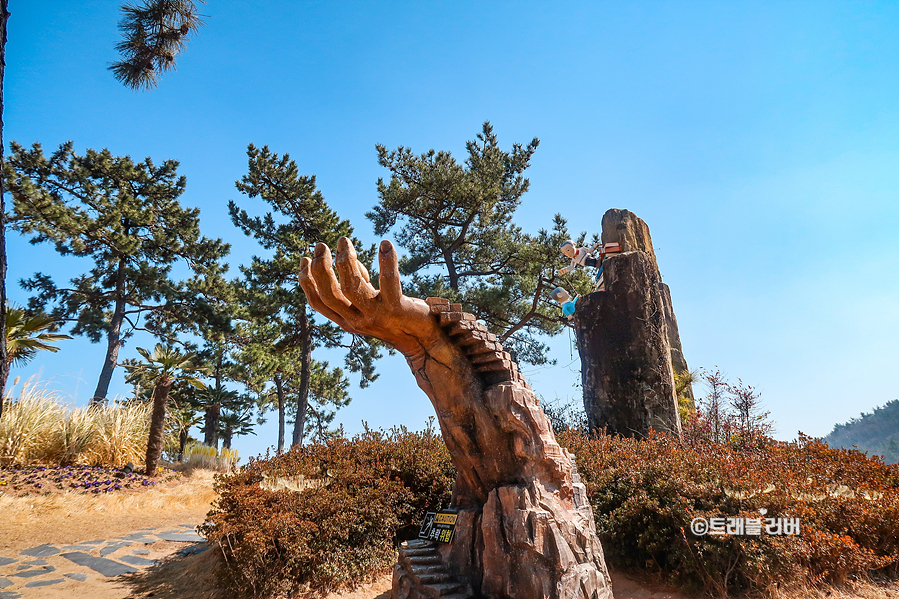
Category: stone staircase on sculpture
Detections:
[
  {"x1": 424, "y1": 298, "x2": 529, "y2": 389},
  {"x1": 394, "y1": 539, "x2": 474, "y2": 599}
]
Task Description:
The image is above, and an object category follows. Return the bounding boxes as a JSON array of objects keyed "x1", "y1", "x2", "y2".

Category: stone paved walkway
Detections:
[{"x1": 0, "y1": 524, "x2": 208, "y2": 598}]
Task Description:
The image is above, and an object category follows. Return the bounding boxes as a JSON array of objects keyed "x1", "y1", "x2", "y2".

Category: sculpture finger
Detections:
[
  {"x1": 310, "y1": 242, "x2": 363, "y2": 322},
  {"x1": 299, "y1": 257, "x2": 359, "y2": 333},
  {"x1": 378, "y1": 240, "x2": 403, "y2": 309},
  {"x1": 335, "y1": 237, "x2": 378, "y2": 309},
  {"x1": 357, "y1": 260, "x2": 371, "y2": 284}
]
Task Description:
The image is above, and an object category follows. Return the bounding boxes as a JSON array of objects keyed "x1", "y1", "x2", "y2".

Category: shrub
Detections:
[
  {"x1": 559, "y1": 429, "x2": 899, "y2": 597},
  {"x1": 200, "y1": 425, "x2": 455, "y2": 598}
]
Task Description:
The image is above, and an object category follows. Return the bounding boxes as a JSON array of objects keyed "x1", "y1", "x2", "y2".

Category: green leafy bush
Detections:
[
  {"x1": 200, "y1": 425, "x2": 455, "y2": 597},
  {"x1": 559, "y1": 429, "x2": 899, "y2": 596}
]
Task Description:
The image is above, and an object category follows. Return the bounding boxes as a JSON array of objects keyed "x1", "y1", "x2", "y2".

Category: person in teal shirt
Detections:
[{"x1": 550, "y1": 287, "x2": 578, "y2": 320}]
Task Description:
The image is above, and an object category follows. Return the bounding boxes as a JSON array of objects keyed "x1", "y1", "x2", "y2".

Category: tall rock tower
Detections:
[{"x1": 573, "y1": 208, "x2": 692, "y2": 437}]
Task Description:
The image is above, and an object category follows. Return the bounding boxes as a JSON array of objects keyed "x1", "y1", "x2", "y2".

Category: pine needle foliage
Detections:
[
  {"x1": 229, "y1": 144, "x2": 382, "y2": 447},
  {"x1": 4, "y1": 141, "x2": 229, "y2": 403},
  {"x1": 369, "y1": 122, "x2": 594, "y2": 366},
  {"x1": 110, "y1": 0, "x2": 204, "y2": 90}
]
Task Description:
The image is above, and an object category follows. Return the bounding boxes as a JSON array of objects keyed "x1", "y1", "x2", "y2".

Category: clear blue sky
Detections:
[{"x1": 6, "y1": 1, "x2": 898, "y2": 462}]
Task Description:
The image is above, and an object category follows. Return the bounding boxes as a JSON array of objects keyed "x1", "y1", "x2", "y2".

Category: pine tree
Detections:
[
  {"x1": 368, "y1": 122, "x2": 591, "y2": 365},
  {"x1": 4, "y1": 141, "x2": 229, "y2": 403},
  {"x1": 110, "y1": 0, "x2": 204, "y2": 90},
  {"x1": 303, "y1": 361, "x2": 350, "y2": 444},
  {"x1": 229, "y1": 315, "x2": 295, "y2": 453},
  {"x1": 229, "y1": 144, "x2": 381, "y2": 447}
]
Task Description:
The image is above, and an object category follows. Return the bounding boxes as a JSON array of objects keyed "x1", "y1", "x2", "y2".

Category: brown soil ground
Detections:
[{"x1": 1, "y1": 470, "x2": 896, "y2": 599}]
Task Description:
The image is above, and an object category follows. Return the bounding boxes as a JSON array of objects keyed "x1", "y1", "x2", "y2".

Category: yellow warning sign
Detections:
[
  {"x1": 419, "y1": 510, "x2": 458, "y2": 544},
  {"x1": 434, "y1": 513, "x2": 458, "y2": 525}
]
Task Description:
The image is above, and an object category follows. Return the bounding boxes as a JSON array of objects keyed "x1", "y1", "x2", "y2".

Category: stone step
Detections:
[
  {"x1": 474, "y1": 359, "x2": 511, "y2": 373},
  {"x1": 447, "y1": 328, "x2": 478, "y2": 343},
  {"x1": 446, "y1": 321, "x2": 488, "y2": 336},
  {"x1": 482, "y1": 370, "x2": 513, "y2": 385},
  {"x1": 403, "y1": 539, "x2": 436, "y2": 549},
  {"x1": 439, "y1": 312, "x2": 474, "y2": 325},
  {"x1": 408, "y1": 564, "x2": 445, "y2": 576},
  {"x1": 470, "y1": 350, "x2": 510, "y2": 365},
  {"x1": 425, "y1": 297, "x2": 449, "y2": 308},
  {"x1": 415, "y1": 572, "x2": 452, "y2": 585},
  {"x1": 465, "y1": 340, "x2": 502, "y2": 355},
  {"x1": 401, "y1": 547, "x2": 438, "y2": 557},
  {"x1": 423, "y1": 581, "x2": 467, "y2": 598},
  {"x1": 441, "y1": 593, "x2": 474, "y2": 599},
  {"x1": 407, "y1": 555, "x2": 442, "y2": 565}
]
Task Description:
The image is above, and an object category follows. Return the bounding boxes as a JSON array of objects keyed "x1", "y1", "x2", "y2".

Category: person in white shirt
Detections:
[{"x1": 558, "y1": 240, "x2": 600, "y2": 275}]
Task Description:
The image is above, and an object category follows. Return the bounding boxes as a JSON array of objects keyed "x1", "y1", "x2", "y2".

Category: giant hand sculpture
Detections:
[{"x1": 300, "y1": 238, "x2": 613, "y2": 599}]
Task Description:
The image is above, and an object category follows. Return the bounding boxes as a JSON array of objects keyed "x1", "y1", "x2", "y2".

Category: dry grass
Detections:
[
  {"x1": 120, "y1": 542, "x2": 233, "y2": 599},
  {"x1": 0, "y1": 377, "x2": 152, "y2": 467},
  {"x1": 0, "y1": 468, "x2": 219, "y2": 553},
  {"x1": 768, "y1": 579, "x2": 899, "y2": 599},
  {"x1": 180, "y1": 443, "x2": 240, "y2": 472}
]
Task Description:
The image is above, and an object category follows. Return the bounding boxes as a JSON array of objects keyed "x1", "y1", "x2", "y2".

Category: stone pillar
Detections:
[
  {"x1": 600, "y1": 208, "x2": 694, "y2": 405},
  {"x1": 573, "y1": 250, "x2": 681, "y2": 437}
]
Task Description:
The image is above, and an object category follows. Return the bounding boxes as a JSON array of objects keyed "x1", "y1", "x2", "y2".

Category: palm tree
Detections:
[
  {"x1": 2, "y1": 305, "x2": 72, "y2": 420},
  {"x1": 194, "y1": 384, "x2": 240, "y2": 449},
  {"x1": 110, "y1": 0, "x2": 204, "y2": 90},
  {"x1": 218, "y1": 404, "x2": 256, "y2": 449},
  {"x1": 4, "y1": 305, "x2": 71, "y2": 368},
  {"x1": 124, "y1": 344, "x2": 208, "y2": 476}
]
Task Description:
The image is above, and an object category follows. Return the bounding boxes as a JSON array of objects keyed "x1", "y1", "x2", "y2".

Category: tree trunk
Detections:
[
  {"x1": 292, "y1": 308, "x2": 312, "y2": 447},
  {"x1": 442, "y1": 247, "x2": 459, "y2": 291},
  {"x1": 203, "y1": 357, "x2": 224, "y2": 448},
  {"x1": 178, "y1": 426, "x2": 189, "y2": 462},
  {"x1": 92, "y1": 258, "x2": 127, "y2": 404},
  {"x1": 573, "y1": 251, "x2": 681, "y2": 438},
  {"x1": 204, "y1": 402, "x2": 220, "y2": 448},
  {"x1": 145, "y1": 376, "x2": 173, "y2": 476},
  {"x1": 222, "y1": 431, "x2": 232, "y2": 449},
  {"x1": 274, "y1": 374, "x2": 285, "y2": 453},
  {"x1": 0, "y1": 0, "x2": 11, "y2": 412}
]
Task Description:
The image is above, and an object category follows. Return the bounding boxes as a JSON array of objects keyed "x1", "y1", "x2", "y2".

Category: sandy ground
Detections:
[{"x1": 1, "y1": 470, "x2": 896, "y2": 599}]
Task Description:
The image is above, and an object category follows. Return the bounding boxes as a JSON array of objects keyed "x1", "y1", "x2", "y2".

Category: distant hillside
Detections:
[{"x1": 824, "y1": 399, "x2": 899, "y2": 464}]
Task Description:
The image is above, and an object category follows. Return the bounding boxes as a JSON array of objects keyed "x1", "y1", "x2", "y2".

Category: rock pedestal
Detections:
[{"x1": 573, "y1": 251, "x2": 681, "y2": 437}]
